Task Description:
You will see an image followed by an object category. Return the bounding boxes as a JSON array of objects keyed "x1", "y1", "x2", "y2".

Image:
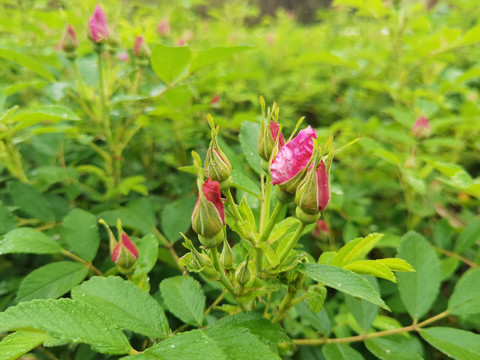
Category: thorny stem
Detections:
[
  {"x1": 61, "y1": 249, "x2": 104, "y2": 276},
  {"x1": 293, "y1": 310, "x2": 451, "y2": 345},
  {"x1": 277, "y1": 222, "x2": 307, "y2": 265}
]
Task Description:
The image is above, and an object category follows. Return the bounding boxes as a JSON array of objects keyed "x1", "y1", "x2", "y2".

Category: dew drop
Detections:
[
  {"x1": 386, "y1": 350, "x2": 391, "y2": 354},
  {"x1": 337, "y1": 283, "x2": 342, "y2": 287},
  {"x1": 170, "y1": 345, "x2": 175, "y2": 348}
]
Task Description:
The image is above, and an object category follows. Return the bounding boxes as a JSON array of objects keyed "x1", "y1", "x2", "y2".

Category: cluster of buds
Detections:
[
  {"x1": 99, "y1": 219, "x2": 138, "y2": 274},
  {"x1": 59, "y1": 5, "x2": 151, "y2": 65}
]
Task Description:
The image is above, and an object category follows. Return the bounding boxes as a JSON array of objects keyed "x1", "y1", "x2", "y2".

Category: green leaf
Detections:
[
  {"x1": 372, "y1": 316, "x2": 404, "y2": 332},
  {"x1": 8, "y1": 182, "x2": 55, "y2": 222},
  {"x1": 0, "y1": 298, "x2": 132, "y2": 354},
  {"x1": 433, "y1": 218, "x2": 453, "y2": 249},
  {"x1": 345, "y1": 277, "x2": 379, "y2": 330},
  {"x1": 0, "y1": 331, "x2": 50, "y2": 360},
  {"x1": 397, "y1": 231, "x2": 441, "y2": 320},
  {"x1": 123, "y1": 329, "x2": 226, "y2": 360},
  {"x1": 203, "y1": 325, "x2": 281, "y2": 360},
  {"x1": 332, "y1": 233, "x2": 384, "y2": 266},
  {"x1": 375, "y1": 258, "x2": 415, "y2": 272},
  {"x1": 307, "y1": 284, "x2": 327, "y2": 313},
  {"x1": 151, "y1": 44, "x2": 192, "y2": 84},
  {"x1": 0, "y1": 227, "x2": 62, "y2": 255},
  {"x1": 213, "y1": 312, "x2": 291, "y2": 346},
  {"x1": 160, "y1": 195, "x2": 196, "y2": 243},
  {"x1": 16, "y1": 261, "x2": 88, "y2": 303},
  {"x1": 295, "y1": 301, "x2": 331, "y2": 335},
  {"x1": 257, "y1": 242, "x2": 279, "y2": 267},
  {"x1": 72, "y1": 276, "x2": 169, "y2": 338},
  {"x1": 365, "y1": 337, "x2": 423, "y2": 360},
  {"x1": 190, "y1": 46, "x2": 253, "y2": 72},
  {"x1": 322, "y1": 343, "x2": 364, "y2": 360},
  {"x1": 239, "y1": 121, "x2": 263, "y2": 175},
  {"x1": 0, "y1": 48, "x2": 55, "y2": 81},
  {"x1": 448, "y1": 268, "x2": 480, "y2": 316},
  {"x1": 344, "y1": 260, "x2": 396, "y2": 282},
  {"x1": 454, "y1": 220, "x2": 480, "y2": 254},
  {"x1": 0, "y1": 204, "x2": 16, "y2": 235},
  {"x1": 297, "y1": 263, "x2": 390, "y2": 310},
  {"x1": 62, "y1": 209, "x2": 99, "y2": 262},
  {"x1": 11, "y1": 105, "x2": 81, "y2": 129},
  {"x1": 160, "y1": 276, "x2": 205, "y2": 326},
  {"x1": 134, "y1": 234, "x2": 159, "y2": 274},
  {"x1": 419, "y1": 327, "x2": 480, "y2": 360}
]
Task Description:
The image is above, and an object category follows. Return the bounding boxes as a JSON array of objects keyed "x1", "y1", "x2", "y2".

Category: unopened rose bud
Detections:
[
  {"x1": 157, "y1": 19, "x2": 171, "y2": 36},
  {"x1": 60, "y1": 25, "x2": 78, "y2": 59},
  {"x1": 118, "y1": 51, "x2": 130, "y2": 62},
  {"x1": 258, "y1": 121, "x2": 285, "y2": 162},
  {"x1": 88, "y1": 5, "x2": 110, "y2": 44},
  {"x1": 205, "y1": 122, "x2": 232, "y2": 186},
  {"x1": 210, "y1": 94, "x2": 221, "y2": 106},
  {"x1": 295, "y1": 159, "x2": 330, "y2": 217},
  {"x1": 313, "y1": 220, "x2": 329, "y2": 238},
  {"x1": 134, "y1": 36, "x2": 151, "y2": 58},
  {"x1": 220, "y1": 238, "x2": 235, "y2": 270},
  {"x1": 412, "y1": 115, "x2": 431, "y2": 139},
  {"x1": 270, "y1": 126, "x2": 317, "y2": 196},
  {"x1": 112, "y1": 232, "x2": 139, "y2": 271},
  {"x1": 192, "y1": 179, "x2": 225, "y2": 247},
  {"x1": 235, "y1": 258, "x2": 251, "y2": 286}
]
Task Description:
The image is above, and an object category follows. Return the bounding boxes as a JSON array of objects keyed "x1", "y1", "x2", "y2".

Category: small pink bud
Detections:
[
  {"x1": 59, "y1": 25, "x2": 78, "y2": 53},
  {"x1": 271, "y1": 126, "x2": 317, "y2": 194},
  {"x1": 313, "y1": 220, "x2": 329, "y2": 238},
  {"x1": 210, "y1": 94, "x2": 221, "y2": 105},
  {"x1": 133, "y1": 36, "x2": 151, "y2": 60},
  {"x1": 112, "y1": 233, "x2": 139, "y2": 270},
  {"x1": 157, "y1": 19, "x2": 171, "y2": 36},
  {"x1": 118, "y1": 51, "x2": 130, "y2": 62},
  {"x1": 412, "y1": 115, "x2": 431, "y2": 139},
  {"x1": 89, "y1": 5, "x2": 110, "y2": 43},
  {"x1": 177, "y1": 38, "x2": 186, "y2": 46}
]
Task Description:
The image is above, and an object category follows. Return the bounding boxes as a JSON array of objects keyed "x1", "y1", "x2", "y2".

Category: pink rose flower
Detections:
[{"x1": 89, "y1": 5, "x2": 110, "y2": 43}]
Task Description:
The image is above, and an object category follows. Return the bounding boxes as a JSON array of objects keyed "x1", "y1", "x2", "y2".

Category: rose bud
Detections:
[
  {"x1": 411, "y1": 115, "x2": 431, "y2": 139},
  {"x1": 220, "y1": 237, "x2": 235, "y2": 270},
  {"x1": 192, "y1": 178, "x2": 225, "y2": 248},
  {"x1": 270, "y1": 126, "x2": 317, "y2": 196},
  {"x1": 112, "y1": 232, "x2": 139, "y2": 271},
  {"x1": 313, "y1": 219, "x2": 329, "y2": 238},
  {"x1": 295, "y1": 159, "x2": 330, "y2": 224},
  {"x1": 205, "y1": 123, "x2": 232, "y2": 187},
  {"x1": 235, "y1": 257, "x2": 251, "y2": 286},
  {"x1": 210, "y1": 94, "x2": 221, "y2": 106},
  {"x1": 60, "y1": 25, "x2": 78, "y2": 59},
  {"x1": 157, "y1": 19, "x2": 171, "y2": 36},
  {"x1": 133, "y1": 35, "x2": 151, "y2": 58},
  {"x1": 258, "y1": 119, "x2": 285, "y2": 162},
  {"x1": 118, "y1": 51, "x2": 130, "y2": 62},
  {"x1": 88, "y1": 5, "x2": 110, "y2": 44}
]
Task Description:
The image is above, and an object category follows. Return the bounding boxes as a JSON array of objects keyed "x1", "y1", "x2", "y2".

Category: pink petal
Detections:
[
  {"x1": 316, "y1": 160, "x2": 330, "y2": 211},
  {"x1": 112, "y1": 242, "x2": 122, "y2": 262},
  {"x1": 271, "y1": 126, "x2": 317, "y2": 185},
  {"x1": 121, "y1": 233, "x2": 139, "y2": 259},
  {"x1": 202, "y1": 179, "x2": 225, "y2": 224},
  {"x1": 269, "y1": 122, "x2": 285, "y2": 148},
  {"x1": 89, "y1": 5, "x2": 109, "y2": 42}
]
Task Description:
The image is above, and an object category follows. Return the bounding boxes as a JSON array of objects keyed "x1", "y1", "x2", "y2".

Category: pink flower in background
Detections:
[
  {"x1": 210, "y1": 94, "x2": 221, "y2": 105},
  {"x1": 177, "y1": 38, "x2": 186, "y2": 46},
  {"x1": 111, "y1": 232, "x2": 138, "y2": 262},
  {"x1": 133, "y1": 36, "x2": 144, "y2": 57},
  {"x1": 412, "y1": 115, "x2": 431, "y2": 139},
  {"x1": 271, "y1": 126, "x2": 317, "y2": 190},
  {"x1": 118, "y1": 51, "x2": 130, "y2": 61},
  {"x1": 89, "y1": 5, "x2": 110, "y2": 42},
  {"x1": 313, "y1": 220, "x2": 329, "y2": 238},
  {"x1": 157, "y1": 19, "x2": 171, "y2": 36}
]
